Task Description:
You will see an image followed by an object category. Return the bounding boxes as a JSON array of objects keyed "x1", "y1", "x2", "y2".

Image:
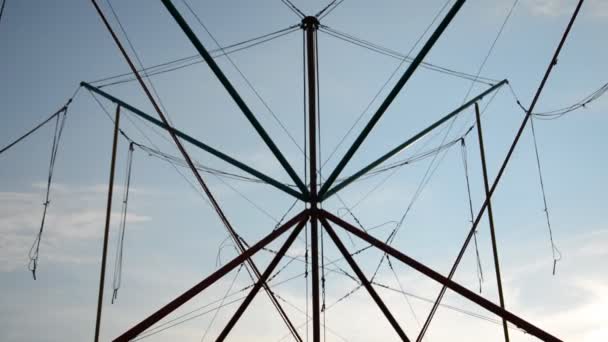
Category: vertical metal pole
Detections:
[
  {"x1": 89, "y1": 3, "x2": 302, "y2": 339},
  {"x1": 94, "y1": 104, "x2": 121, "y2": 342},
  {"x1": 417, "y1": 2, "x2": 584, "y2": 337},
  {"x1": 303, "y1": 15, "x2": 321, "y2": 342},
  {"x1": 474, "y1": 103, "x2": 509, "y2": 341}
]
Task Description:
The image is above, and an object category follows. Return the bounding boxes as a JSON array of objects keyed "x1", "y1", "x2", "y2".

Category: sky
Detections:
[{"x1": 0, "y1": 0, "x2": 607, "y2": 341}]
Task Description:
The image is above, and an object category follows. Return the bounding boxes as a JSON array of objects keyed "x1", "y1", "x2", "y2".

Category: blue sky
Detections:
[{"x1": 0, "y1": 0, "x2": 607, "y2": 341}]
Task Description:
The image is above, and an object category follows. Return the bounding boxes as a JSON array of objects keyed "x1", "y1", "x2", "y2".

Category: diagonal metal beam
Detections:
[
  {"x1": 216, "y1": 218, "x2": 307, "y2": 341},
  {"x1": 113, "y1": 210, "x2": 308, "y2": 341},
  {"x1": 322, "y1": 210, "x2": 562, "y2": 342},
  {"x1": 320, "y1": 217, "x2": 411, "y2": 342},
  {"x1": 318, "y1": 0, "x2": 466, "y2": 199},
  {"x1": 475, "y1": 102, "x2": 509, "y2": 341},
  {"x1": 322, "y1": 80, "x2": 507, "y2": 200},
  {"x1": 81, "y1": 82, "x2": 305, "y2": 201},
  {"x1": 160, "y1": 0, "x2": 309, "y2": 198},
  {"x1": 89, "y1": 2, "x2": 304, "y2": 339},
  {"x1": 416, "y1": 1, "x2": 584, "y2": 339}
]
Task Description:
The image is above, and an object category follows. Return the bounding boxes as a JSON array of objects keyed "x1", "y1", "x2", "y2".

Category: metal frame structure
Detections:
[{"x1": 87, "y1": 0, "x2": 585, "y2": 340}]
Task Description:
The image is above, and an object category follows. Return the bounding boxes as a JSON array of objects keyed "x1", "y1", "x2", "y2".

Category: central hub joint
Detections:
[{"x1": 301, "y1": 16, "x2": 320, "y2": 31}]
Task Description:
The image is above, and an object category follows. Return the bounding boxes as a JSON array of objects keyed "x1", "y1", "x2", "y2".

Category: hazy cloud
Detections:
[{"x1": 0, "y1": 183, "x2": 150, "y2": 272}]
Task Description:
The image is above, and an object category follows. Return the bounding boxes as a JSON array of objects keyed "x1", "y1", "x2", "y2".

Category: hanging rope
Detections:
[
  {"x1": 460, "y1": 138, "x2": 484, "y2": 292},
  {"x1": 27, "y1": 104, "x2": 70, "y2": 280},
  {"x1": 529, "y1": 118, "x2": 562, "y2": 275},
  {"x1": 112, "y1": 142, "x2": 135, "y2": 303}
]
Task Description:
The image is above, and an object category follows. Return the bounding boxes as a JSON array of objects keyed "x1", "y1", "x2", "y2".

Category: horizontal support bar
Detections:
[
  {"x1": 81, "y1": 82, "x2": 305, "y2": 201},
  {"x1": 322, "y1": 210, "x2": 562, "y2": 342},
  {"x1": 322, "y1": 80, "x2": 507, "y2": 200}
]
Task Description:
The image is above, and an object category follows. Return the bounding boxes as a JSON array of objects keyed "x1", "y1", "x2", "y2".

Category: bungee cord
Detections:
[
  {"x1": 529, "y1": 118, "x2": 562, "y2": 275},
  {"x1": 112, "y1": 142, "x2": 135, "y2": 304},
  {"x1": 509, "y1": 81, "x2": 608, "y2": 120},
  {"x1": 460, "y1": 138, "x2": 485, "y2": 292},
  {"x1": 27, "y1": 102, "x2": 70, "y2": 280}
]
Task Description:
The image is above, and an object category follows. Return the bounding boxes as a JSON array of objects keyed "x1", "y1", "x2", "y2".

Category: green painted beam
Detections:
[
  {"x1": 318, "y1": 0, "x2": 466, "y2": 199},
  {"x1": 160, "y1": 0, "x2": 309, "y2": 199},
  {"x1": 81, "y1": 82, "x2": 306, "y2": 201},
  {"x1": 322, "y1": 80, "x2": 507, "y2": 201}
]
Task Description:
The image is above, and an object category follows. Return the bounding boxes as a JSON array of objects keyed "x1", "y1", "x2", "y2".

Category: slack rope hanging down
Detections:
[
  {"x1": 112, "y1": 142, "x2": 135, "y2": 304},
  {"x1": 460, "y1": 138, "x2": 484, "y2": 293},
  {"x1": 27, "y1": 103, "x2": 70, "y2": 280},
  {"x1": 529, "y1": 118, "x2": 562, "y2": 275}
]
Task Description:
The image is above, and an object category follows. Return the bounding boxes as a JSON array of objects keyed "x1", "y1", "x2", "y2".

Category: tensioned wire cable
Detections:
[
  {"x1": 317, "y1": 0, "x2": 454, "y2": 171},
  {"x1": 362, "y1": 0, "x2": 519, "y2": 296},
  {"x1": 91, "y1": 24, "x2": 300, "y2": 88},
  {"x1": 318, "y1": 25, "x2": 498, "y2": 85},
  {"x1": 181, "y1": 0, "x2": 306, "y2": 157},
  {"x1": 86, "y1": 13, "x2": 484, "y2": 340},
  {"x1": 89, "y1": 88, "x2": 315, "y2": 339},
  {"x1": 104, "y1": 3, "x2": 305, "y2": 338},
  {"x1": 132, "y1": 268, "x2": 303, "y2": 341}
]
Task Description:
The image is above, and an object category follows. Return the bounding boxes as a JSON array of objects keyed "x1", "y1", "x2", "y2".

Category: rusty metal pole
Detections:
[
  {"x1": 302, "y1": 15, "x2": 321, "y2": 342},
  {"x1": 94, "y1": 104, "x2": 121, "y2": 342},
  {"x1": 475, "y1": 103, "x2": 509, "y2": 341}
]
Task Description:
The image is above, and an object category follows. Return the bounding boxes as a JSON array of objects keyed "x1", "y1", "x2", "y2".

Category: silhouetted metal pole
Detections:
[
  {"x1": 302, "y1": 15, "x2": 322, "y2": 342},
  {"x1": 417, "y1": 1, "x2": 584, "y2": 338},
  {"x1": 475, "y1": 102, "x2": 509, "y2": 341},
  {"x1": 94, "y1": 104, "x2": 121, "y2": 342},
  {"x1": 89, "y1": 1, "x2": 303, "y2": 339}
]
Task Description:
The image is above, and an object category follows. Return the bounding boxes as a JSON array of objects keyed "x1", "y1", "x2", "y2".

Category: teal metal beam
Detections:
[
  {"x1": 81, "y1": 82, "x2": 306, "y2": 201},
  {"x1": 160, "y1": 0, "x2": 309, "y2": 199},
  {"x1": 318, "y1": 0, "x2": 466, "y2": 199},
  {"x1": 322, "y1": 80, "x2": 507, "y2": 200}
]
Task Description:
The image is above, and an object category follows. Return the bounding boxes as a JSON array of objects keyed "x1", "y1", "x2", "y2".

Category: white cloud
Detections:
[
  {"x1": 0, "y1": 183, "x2": 151, "y2": 272},
  {"x1": 524, "y1": 0, "x2": 608, "y2": 18}
]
